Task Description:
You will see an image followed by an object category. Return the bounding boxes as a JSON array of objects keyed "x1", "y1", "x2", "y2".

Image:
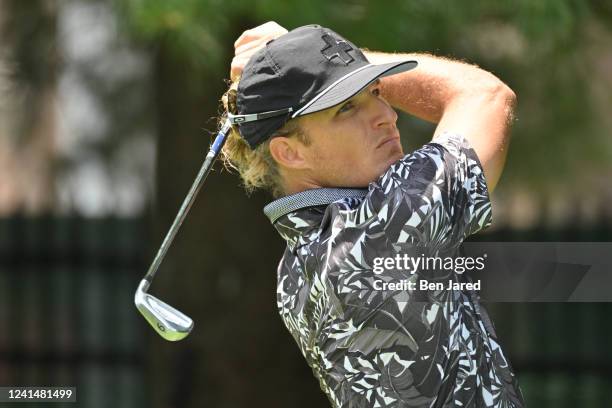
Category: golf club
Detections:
[{"x1": 134, "y1": 120, "x2": 232, "y2": 341}]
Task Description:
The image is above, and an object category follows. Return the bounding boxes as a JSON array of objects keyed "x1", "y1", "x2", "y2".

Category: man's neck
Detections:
[{"x1": 281, "y1": 171, "x2": 324, "y2": 196}]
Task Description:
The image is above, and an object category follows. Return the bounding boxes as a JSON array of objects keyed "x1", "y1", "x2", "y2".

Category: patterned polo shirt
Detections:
[{"x1": 263, "y1": 132, "x2": 525, "y2": 408}]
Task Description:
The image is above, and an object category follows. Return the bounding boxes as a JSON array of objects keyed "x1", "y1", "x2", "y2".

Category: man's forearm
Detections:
[
  {"x1": 365, "y1": 51, "x2": 512, "y2": 123},
  {"x1": 366, "y1": 50, "x2": 516, "y2": 193}
]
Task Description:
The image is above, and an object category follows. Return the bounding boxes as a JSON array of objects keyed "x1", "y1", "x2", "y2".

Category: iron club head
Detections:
[{"x1": 134, "y1": 280, "x2": 194, "y2": 341}]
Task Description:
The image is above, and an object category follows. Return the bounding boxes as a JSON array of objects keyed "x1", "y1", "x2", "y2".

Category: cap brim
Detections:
[{"x1": 293, "y1": 60, "x2": 417, "y2": 117}]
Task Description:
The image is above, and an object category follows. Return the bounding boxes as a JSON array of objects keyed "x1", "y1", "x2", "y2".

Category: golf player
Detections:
[{"x1": 222, "y1": 22, "x2": 524, "y2": 408}]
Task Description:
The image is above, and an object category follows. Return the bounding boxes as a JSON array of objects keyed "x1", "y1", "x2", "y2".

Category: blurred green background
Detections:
[{"x1": 1, "y1": 0, "x2": 611, "y2": 407}]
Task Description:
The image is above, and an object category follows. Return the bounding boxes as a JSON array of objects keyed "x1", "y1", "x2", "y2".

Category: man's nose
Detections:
[{"x1": 371, "y1": 97, "x2": 398, "y2": 129}]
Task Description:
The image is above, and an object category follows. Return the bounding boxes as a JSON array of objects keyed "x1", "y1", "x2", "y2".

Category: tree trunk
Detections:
[{"x1": 0, "y1": 0, "x2": 57, "y2": 215}]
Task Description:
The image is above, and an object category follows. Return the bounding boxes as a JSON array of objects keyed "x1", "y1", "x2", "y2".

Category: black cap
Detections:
[{"x1": 230, "y1": 24, "x2": 417, "y2": 148}]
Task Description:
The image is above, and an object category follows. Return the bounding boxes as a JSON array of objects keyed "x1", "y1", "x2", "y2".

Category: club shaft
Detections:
[{"x1": 143, "y1": 120, "x2": 232, "y2": 284}]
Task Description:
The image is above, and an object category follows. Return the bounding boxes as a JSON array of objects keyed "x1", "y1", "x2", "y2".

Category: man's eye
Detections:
[
  {"x1": 338, "y1": 101, "x2": 354, "y2": 113},
  {"x1": 371, "y1": 87, "x2": 380, "y2": 96}
]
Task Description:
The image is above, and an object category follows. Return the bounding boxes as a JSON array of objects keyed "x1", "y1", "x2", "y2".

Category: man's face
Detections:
[{"x1": 298, "y1": 79, "x2": 404, "y2": 188}]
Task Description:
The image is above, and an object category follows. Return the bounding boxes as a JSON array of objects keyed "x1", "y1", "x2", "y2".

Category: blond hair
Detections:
[{"x1": 219, "y1": 79, "x2": 309, "y2": 198}]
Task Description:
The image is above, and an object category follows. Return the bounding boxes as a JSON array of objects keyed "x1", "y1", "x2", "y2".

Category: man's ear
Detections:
[{"x1": 269, "y1": 137, "x2": 310, "y2": 170}]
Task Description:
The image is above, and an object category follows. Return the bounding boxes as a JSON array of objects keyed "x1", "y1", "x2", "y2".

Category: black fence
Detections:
[
  {"x1": 0, "y1": 216, "x2": 147, "y2": 407},
  {"x1": 471, "y1": 224, "x2": 612, "y2": 407}
]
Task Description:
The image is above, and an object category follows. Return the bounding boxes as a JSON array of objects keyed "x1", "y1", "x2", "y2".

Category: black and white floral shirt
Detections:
[{"x1": 263, "y1": 132, "x2": 525, "y2": 408}]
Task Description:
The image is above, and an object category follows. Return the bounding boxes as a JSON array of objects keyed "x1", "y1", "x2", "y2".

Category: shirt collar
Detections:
[
  {"x1": 263, "y1": 187, "x2": 368, "y2": 223},
  {"x1": 263, "y1": 187, "x2": 368, "y2": 251}
]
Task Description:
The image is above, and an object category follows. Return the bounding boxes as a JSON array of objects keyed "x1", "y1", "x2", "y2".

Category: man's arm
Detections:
[{"x1": 366, "y1": 51, "x2": 517, "y2": 193}]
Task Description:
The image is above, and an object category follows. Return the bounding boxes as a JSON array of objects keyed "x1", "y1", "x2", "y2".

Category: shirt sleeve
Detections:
[{"x1": 359, "y1": 131, "x2": 492, "y2": 246}]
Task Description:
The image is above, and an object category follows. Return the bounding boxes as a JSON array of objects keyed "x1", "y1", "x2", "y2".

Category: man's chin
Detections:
[
  {"x1": 388, "y1": 145, "x2": 405, "y2": 164},
  {"x1": 369, "y1": 149, "x2": 405, "y2": 182}
]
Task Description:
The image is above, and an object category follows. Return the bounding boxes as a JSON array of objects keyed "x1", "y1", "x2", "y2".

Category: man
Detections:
[{"x1": 224, "y1": 22, "x2": 524, "y2": 407}]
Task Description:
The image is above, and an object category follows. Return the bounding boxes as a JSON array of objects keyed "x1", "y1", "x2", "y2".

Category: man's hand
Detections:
[{"x1": 230, "y1": 21, "x2": 288, "y2": 81}]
